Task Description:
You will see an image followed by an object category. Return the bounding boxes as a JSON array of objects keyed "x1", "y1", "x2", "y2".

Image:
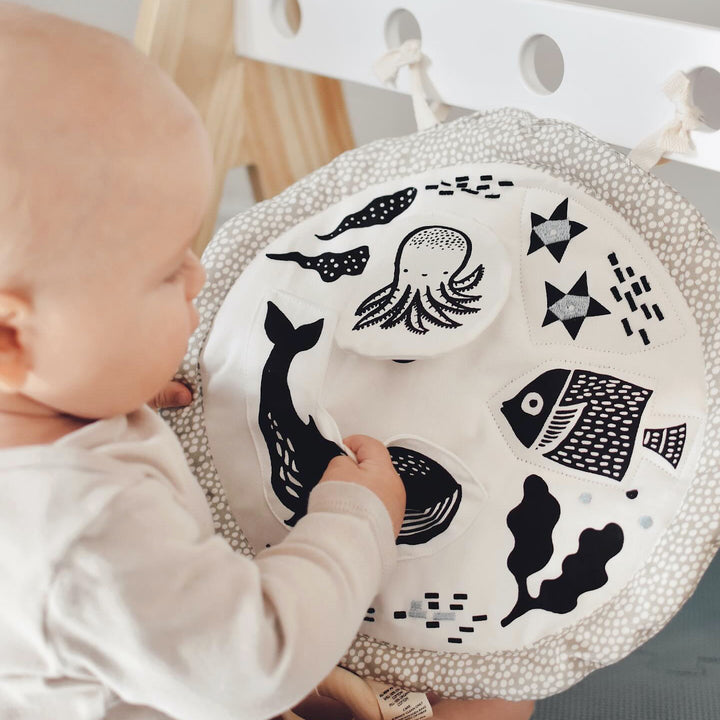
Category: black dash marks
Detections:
[{"x1": 353, "y1": 225, "x2": 484, "y2": 335}]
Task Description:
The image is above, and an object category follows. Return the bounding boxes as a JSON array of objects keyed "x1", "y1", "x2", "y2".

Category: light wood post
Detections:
[{"x1": 135, "y1": 0, "x2": 355, "y2": 254}]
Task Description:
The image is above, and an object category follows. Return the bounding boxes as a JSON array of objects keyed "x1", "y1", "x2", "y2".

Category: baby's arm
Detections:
[{"x1": 45, "y1": 444, "x2": 404, "y2": 720}]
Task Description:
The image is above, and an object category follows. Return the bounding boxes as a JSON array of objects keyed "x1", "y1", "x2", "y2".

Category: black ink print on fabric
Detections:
[
  {"x1": 542, "y1": 272, "x2": 610, "y2": 340},
  {"x1": 607, "y1": 253, "x2": 665, "y2": 345},
  {"x1": 353, "y1": 225, "x2": 484, "y2": 335},
  {"x1": 364, "y1": 608, "x2": 375, "y2": 622},
  {"x1": 626, "y1": 490, "x2": 639, "y2": 499},
  {"x1": 425, "y1": 174, "x2": 514, "y2": 199},
  {"x1": 643, "y1": 424, "x2": 686, "y2": 469},
  {"x1": 502, "y1": 475, "x2": 624, "y2": 627},
  {"x1": 528, "y1": 198, "x2": 587, "y2": 263},
  {"x1": 501, "y1": 369, "x2": 654, "y2": 481},
  {"x1": 266, "y1": 246, "x2": 370, "y2": 282},
  {"x1": 388, "y1": 446, "x2": 462, "y2": 545},
  {"x1": 259, "y1": 302, "x2": 345, "y2": 526},
  {"x1": 315, "y1": 187, "x2": 417, "y2": 240},
  {"x1": 392, "y1": 593, "x2": 488, "y2": 644}
]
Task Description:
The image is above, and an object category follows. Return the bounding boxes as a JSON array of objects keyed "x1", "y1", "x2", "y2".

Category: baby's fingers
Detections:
[{"x1": 343, "y1": 435, "x2": 392, "y2": 467}]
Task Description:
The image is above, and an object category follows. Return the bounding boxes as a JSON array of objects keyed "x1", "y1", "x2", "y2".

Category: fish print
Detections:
[
  {"x1": 315, "y1": 187, "x2": 417, "y2": 240},
  {"x1": 501, "y1": 368, "x2": 658, "y2": 481},
  {"x1": 643, "y1": 423, "x2": 686, "y2": 469},
  {"x1": 266, "y1": 246, "x2": 370, "y2": 282},
  {"x1": 259, "y1": 301, "x2": 344, "y2": 526},
  {"x1": 260, "y1": 302, "x2": 465, "y2": 541},
  {"x1": 528, "y1": 198, "x2": 587, "y2": 263}
]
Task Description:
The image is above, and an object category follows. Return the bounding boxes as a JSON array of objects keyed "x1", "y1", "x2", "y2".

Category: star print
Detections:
[
  {"x1": 529, "y1": 198, "x2": 587, "y2": 262},
  {"x1": 542, "y1": 272, "x2": 611, "y2": 339}
]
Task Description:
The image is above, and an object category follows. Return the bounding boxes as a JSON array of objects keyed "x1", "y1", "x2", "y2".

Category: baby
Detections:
[
  {"x1": 0, "y1": 5, "x2": 533, "y2": 720},
  {"x1": 0, "y1": 5, "x2": 404, "y2": 719}
]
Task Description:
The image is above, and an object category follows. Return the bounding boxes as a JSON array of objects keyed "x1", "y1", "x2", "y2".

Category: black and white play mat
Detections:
[{"x1": 164, "y1": 108, "x2": 720, "y2": 700}]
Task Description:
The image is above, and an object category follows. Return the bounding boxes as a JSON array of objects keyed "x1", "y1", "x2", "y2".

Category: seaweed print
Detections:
[
  {"x1": 353, "y1": 225, "x2": 484, "y2": 335},
  {"x1": 501, "y1": 475, "x2": 624, "y2": 627}
]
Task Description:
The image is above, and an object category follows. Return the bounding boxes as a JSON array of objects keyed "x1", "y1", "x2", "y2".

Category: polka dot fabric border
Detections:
[{"x1": 162, "y1": 108, "x2": 720, "y2": 700}]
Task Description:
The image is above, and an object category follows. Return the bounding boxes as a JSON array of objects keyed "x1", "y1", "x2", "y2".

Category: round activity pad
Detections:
[{"x1": 166, "y1": 109, "x2": 720, "y2": 700}]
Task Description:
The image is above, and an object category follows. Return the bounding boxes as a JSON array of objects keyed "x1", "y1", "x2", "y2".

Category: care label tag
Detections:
[{"x1": 366, "y1": 680, "x2": 433, "y2": 720}]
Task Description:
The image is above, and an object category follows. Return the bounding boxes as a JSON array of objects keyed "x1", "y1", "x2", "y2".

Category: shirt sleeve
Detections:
[{"x1": 45, "y1": 477, "x2": 397, "y2": 720}]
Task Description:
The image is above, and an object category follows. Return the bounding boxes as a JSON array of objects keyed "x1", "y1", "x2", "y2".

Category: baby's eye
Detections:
[{"x1": 164, "y1": 263, "x2": 186, "y2": 284}]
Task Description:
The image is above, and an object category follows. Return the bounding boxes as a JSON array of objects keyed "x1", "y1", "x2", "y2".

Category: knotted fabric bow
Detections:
[
  {"x1": 629, "y1": 71, "x2": 704, "y2": 170},
  {"x1": 373, "y1": 39, "x2": 448, "y2": 131}
]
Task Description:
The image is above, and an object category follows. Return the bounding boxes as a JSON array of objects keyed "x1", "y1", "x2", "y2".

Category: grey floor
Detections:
[{"x1": 533, "y1": 550, "x2": 720, "y2": 720}]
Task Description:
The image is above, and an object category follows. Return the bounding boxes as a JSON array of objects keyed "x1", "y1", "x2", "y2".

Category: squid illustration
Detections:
[{"x1": 353, "y1": 225, "x2": 484, "y2": 335}]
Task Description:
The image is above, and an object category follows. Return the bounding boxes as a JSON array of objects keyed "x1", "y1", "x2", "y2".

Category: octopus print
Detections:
[{"x1": 353, "y1": 225, "x2": 485, "y2": 335}]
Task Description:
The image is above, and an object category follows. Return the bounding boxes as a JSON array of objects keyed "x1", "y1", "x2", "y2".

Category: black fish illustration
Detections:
[
  {"x1": 388, "y1": 446, "x2": 462, "y2": 546},
  {"x1": 260, "y1": 302, "x2": 464, "y2": 543},
  {"x1": 643, "y1": 424, "x2": 686, "y2": 469},
  {"x1": 528, "y1": 198, "x2": 587, "y2": 263},
  {"x1": 316, "y1": 187, "x2": 417, "y2": 240},
  {"x1": 501, "y1": 369, "x2": 656, "y2": 481},
  {"x1": 260, "y1": 302, "x2": 344, "y2": 526},
  {"x1": 266, "y1": 246, "x2": 369, "y2": 282}
]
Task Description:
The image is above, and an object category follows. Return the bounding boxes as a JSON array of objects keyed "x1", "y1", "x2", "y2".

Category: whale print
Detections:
[
  {"x1": 266, "y1": 246, "x2": 370, "y2": 282},
  {"x1": 259, "y1": 302, "x2": 344, "y2": 526},
  {"x1": 315, "y1": 187, "x2": 417, "y2": 240},
  {"x1": 501, "y1": 368, "x2": 658, "y2": 481},
  {"x1": 353, "y1": 225, "x2": 484, "y2": 335},
  {"x1": 259, "y1": 302, "x2": 465, "y2": 541}
]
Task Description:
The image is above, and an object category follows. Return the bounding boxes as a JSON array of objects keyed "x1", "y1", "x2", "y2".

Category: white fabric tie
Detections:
[
  {"x1": 629, "y1": 71, "x2": 704, "y2": 170},
  {"x1": 373, "y1": 39, "x2": 448, "y2": 131}
]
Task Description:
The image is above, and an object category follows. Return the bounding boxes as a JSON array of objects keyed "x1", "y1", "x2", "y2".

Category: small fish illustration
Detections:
[
  {"x1": 316, "y1": 187, "x2": 417, "y2": 240},
  {"x1": 266, "y1": 246, "x2": 369, "y2": 282},
  {"x1": 260, "y1": 302, "x2": 344, "y2": 526},
  {"x1": 501, "y1": 368, "x2": 661, "y2": 481}
]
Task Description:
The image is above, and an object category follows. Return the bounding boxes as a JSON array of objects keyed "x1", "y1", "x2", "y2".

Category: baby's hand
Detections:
[{"x1": 320, "y1": 435, "x2": 406, "y2": 537}]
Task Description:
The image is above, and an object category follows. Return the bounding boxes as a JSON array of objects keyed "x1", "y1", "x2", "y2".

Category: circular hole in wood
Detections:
[
  {"x1": 271, "y1": 0, "x2": 302, "y2": 38},
  {"x1": 520, "y1": 34, "x2": 564, "y2": 95},
  {"x1": 385, "y1": 8, "x2": 422, "y2": 49},
  {"x1": 689, "y1": 66, "x2": 720, "y2": 131}
]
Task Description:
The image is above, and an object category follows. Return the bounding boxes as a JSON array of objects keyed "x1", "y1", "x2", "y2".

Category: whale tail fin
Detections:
[{"x1": 265, "y1": 301, "x2": 324, "y2": 355}]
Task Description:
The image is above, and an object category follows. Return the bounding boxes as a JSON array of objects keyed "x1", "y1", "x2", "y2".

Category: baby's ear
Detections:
[{"x1": 0, "y1": 293, "x2": 31, "y2": 392}]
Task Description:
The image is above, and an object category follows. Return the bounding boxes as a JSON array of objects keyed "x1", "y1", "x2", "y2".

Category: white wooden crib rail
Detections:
[{"x1": 234, "y1": 0, "x2": 720, "y2": 173}]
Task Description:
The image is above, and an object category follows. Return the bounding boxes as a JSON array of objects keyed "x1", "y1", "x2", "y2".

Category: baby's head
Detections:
[{"x1": 0, "y1": 3, "x2": 212, "y2": 420}]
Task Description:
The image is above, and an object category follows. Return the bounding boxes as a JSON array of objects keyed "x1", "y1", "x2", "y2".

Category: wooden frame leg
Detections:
[{"x1": 135, "y1": 0, "x2": 354, "y2": 254}]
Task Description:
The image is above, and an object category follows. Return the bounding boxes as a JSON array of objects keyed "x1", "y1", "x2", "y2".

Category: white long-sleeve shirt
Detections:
[{"x1": 0, "y1": 406, "x2": 397, "y2": 720}]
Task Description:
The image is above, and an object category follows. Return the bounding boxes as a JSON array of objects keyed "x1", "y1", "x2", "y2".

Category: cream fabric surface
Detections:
[{"x1": 167, "y1": 109, "x2": 720, "y2": 699}]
